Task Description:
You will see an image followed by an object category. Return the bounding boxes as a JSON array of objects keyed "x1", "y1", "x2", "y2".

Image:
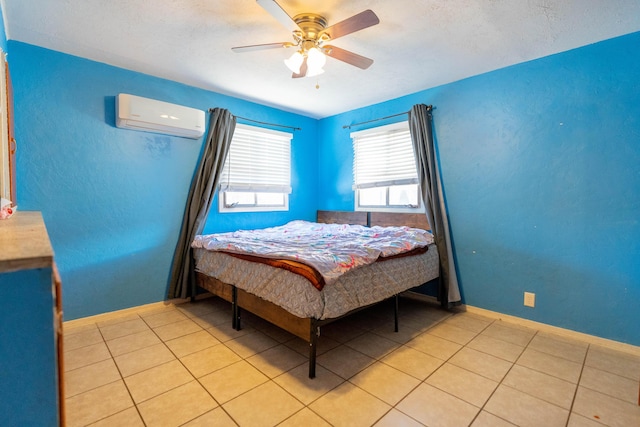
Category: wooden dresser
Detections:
[{"x1": 0, "y1": 211, "x2": 63, "y2": 426}]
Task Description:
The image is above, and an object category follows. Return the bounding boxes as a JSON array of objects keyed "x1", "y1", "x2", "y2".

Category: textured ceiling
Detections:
[{"x1": 3, "y1": 0, "x2": 640, "y2": 118}]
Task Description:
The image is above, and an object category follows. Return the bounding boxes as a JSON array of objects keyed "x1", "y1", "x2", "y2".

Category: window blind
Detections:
[
  {"x1": 351, "y1": 121, "x2": 417, "y2": 189},
  {"x1": 220, "y1": 124, "x2": 292, "y2": 194}
]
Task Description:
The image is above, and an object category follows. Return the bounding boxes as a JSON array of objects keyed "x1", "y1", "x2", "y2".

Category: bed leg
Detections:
[
  {"x1": 394, "y1": 294, "x2": 399, "y2": 333},
  {"x1": 308, "y1": 322, "x2": 319, "y2": 379},
  {"x1": 232, "y1": 286, "x2": 241, "y2": 330}
]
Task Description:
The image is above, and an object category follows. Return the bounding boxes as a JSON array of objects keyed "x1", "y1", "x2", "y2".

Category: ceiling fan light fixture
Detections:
[
  {"x1": 306, "y1": 47, "x2": 326, "y2": 77},
  {"x1": 284, "y1": 51, "x2": 304, "y2": 73}
]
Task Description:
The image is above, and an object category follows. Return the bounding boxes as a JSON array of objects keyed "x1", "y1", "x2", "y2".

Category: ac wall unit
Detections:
[{"x1": 116, "y1": 93, "x2": 205, "y2": 139}]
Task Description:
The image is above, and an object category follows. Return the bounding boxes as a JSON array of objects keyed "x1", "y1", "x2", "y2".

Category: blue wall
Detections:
[
  {"x1": 318, "y1": 32, "x2": 640, "y2": 346},
  {"x1": 9, "y1": 42, "x2": 318, "y2": 319}
]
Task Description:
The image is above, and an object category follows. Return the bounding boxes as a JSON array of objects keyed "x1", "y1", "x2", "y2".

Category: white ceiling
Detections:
[{"x1": 3, "y1": 0, "x2": 640, "y2": 119}]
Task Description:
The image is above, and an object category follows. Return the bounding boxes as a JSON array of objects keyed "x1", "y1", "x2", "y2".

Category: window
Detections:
[
  {"x1": 219, "y1": 123, "x2": 292, "y2": 212},
  {"x1": 352, "y1": 121, "x2": 422, "y2": 212}
]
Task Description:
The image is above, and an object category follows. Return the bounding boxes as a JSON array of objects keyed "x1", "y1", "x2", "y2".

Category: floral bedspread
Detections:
[{"x1": 192, "y1": 220, "x2": 434, "y2": 286}]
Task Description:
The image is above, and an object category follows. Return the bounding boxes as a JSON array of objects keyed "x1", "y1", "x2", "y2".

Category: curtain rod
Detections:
[
  {"x1": 208, "y1": 108, "x2": 301, "y2": 131},
  {"x1": 342, "y1": 105, "x2": 433, "y2": 129}
]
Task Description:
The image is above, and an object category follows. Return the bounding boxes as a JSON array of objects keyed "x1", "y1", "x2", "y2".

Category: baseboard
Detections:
[
  {"x1": 462, "y1": 304, "x2": 640, "y2": 357},
  {"x1": 63, "y1": 298, "x2": 190, "y2": 329}
]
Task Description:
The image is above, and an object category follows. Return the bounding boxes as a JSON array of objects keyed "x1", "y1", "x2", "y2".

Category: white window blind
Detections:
[
  {"x1": 220, "y1": 123, "x2": 292, "y2": 194},
  {"x1": 351, "y1": 121, "x2": 417, "y2": 189}
]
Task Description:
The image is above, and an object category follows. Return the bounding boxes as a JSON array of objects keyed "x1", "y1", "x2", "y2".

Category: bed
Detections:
[{"x1": 191, "y1": 210, "x2": 440, "y2": 378}]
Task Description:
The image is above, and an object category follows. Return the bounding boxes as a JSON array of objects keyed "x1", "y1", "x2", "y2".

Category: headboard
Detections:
[
  {"x1": 316, "y1": 210, "x2": 367, "y2": 226},
  {"x1": 317, "y1": 210, "x2": 430, "y2": 231}
]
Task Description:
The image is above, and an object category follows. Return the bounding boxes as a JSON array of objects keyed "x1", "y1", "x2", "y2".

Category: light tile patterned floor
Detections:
[{"x1": 63, "y1": 296, "x2": 640, "y2": 427}]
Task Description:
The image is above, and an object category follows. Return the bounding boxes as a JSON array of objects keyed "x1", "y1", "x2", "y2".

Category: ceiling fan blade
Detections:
[
  {"x1": 232, "y1": 42, "x2": 294, "y2": 53},
  {"x1": 325, "y1": 45, "x2": 373, "y2": 69},
  {"x1": 292, "y1": 57, "x2": 308, "y2": 78},
  {"x1": 321, "y1": 10, "x2": 379, "y2": 40},
  {"x1": 256, "y1": 0, "x2": 301, "y2": 32}
]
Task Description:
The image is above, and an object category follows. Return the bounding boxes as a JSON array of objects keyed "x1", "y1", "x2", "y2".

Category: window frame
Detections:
[
  {"x1": 351, "y1": 121, "x2": 424, "y2": 213},
  {"x1": 218, "y1": 123, "x2": 292, "y2": 213},
  {"x1": 220, "y1": 191, "x2": 289, "y2": 213}
]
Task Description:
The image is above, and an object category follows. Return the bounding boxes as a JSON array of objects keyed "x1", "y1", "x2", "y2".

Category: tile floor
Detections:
[{"x1": 63, "y1": 296, "x2": 640, "y2": 427}]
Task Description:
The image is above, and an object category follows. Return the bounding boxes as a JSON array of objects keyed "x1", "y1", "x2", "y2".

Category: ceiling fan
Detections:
[{"x1": 232, "y1": 0, "x2": 380, "y2": 78}]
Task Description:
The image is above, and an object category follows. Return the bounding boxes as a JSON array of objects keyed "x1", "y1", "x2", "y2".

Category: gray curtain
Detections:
[
  {"x1": 167, "y1": 108, "x2": 236, "y2": 299},
  {"x1": 408, "y1": 104, "x2": 461, "y2": 306}
]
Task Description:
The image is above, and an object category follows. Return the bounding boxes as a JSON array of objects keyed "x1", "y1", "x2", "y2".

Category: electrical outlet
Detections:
[{"x1": 524, "y1": 292, "x2": 536, "y2": 308}]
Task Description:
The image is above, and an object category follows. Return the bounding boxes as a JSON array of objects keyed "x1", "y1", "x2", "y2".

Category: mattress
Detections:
[
  {"x1": 193, "y1": 243, "x2": 439, "y2": 320},
  {"x1": 192, "y1": 220, "x2": 434, "y2": 289}
]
